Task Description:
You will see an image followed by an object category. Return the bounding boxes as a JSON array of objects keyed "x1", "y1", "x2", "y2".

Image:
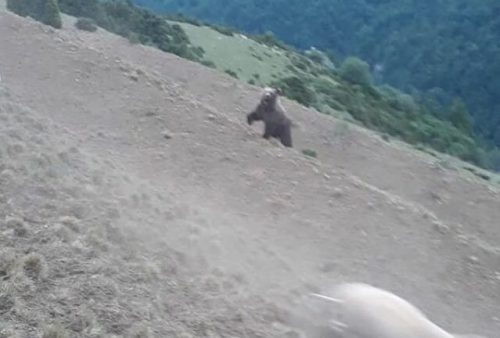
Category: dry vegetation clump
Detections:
[
  {"x1": 41, "y1": 325, "x2": 69, "y2": 338},
  {"x1": 20, "y1": 253, "x2": 48, "y2": 281}
]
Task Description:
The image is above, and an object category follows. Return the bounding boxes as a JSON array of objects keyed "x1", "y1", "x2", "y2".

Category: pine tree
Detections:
[{"x1": 42, "y1": 0, "x2": 62, "y2": 29}]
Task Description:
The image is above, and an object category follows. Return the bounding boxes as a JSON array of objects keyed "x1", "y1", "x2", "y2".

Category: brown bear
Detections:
[{"x1": 246, "y1": 87, "x2": 293, "y2": 147}]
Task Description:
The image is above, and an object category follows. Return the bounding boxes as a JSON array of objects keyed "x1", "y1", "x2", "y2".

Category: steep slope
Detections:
[
  {"x1": 136, "y1": 0, "x2": 500, "y2": 148},
  {"x1": 0, "y1": 10, "x2": 499, "y2": 337}
]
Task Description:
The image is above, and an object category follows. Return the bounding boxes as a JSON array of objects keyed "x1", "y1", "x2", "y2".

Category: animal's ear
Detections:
[{"x1": 276, "y1": 88, "x2": 283, "y2": 95}]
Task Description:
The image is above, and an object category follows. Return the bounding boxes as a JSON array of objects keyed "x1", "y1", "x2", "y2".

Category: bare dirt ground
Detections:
[{"x1": 0, "y1": 10, "x2": 499, "y2": 337}]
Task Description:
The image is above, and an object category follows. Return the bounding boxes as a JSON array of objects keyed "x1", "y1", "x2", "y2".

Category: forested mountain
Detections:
[{"x1": 134, "y1": 0, "x2": 500, "y2": 147}]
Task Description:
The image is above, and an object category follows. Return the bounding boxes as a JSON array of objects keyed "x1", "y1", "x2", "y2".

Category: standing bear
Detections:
[{"x1": 246, "y1": 87, "x2": 293, "y2": 147}]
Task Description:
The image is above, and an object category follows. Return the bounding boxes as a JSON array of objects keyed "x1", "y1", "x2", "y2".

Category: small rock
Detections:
[
  {"x1": 207, "y1": 113, "x2": 216, "y2": 121},
  {"x1": 129, "y1": 73, "x2": 139, "y2": 82},
  {"x1": 161, "y1": 129, "x2": 173, "y2": 140},
  {"x1": 467, "y1": 255, "x2": 479, "y2": 264},
  {"x1": 332, "y1": 188, "x2": 344, "y2": 198},
  {"x1": 432, "y1": 220, "x2": 449, "y2": 234},
  {"x1": 494, "y1": 272, "x2": 500, "y2": 281}
]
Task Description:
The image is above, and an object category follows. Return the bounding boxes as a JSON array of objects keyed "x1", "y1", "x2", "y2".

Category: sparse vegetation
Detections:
[
  {"x1": 21, "y1": 253, "x2": 47, "y2": 280},
  {"x1": 252, "y1": 31, "x2": 291, "y2": 50},
  {"x1": 75, "y1": 17, "x2": 98, "y2": 32},
  {"x1": 57, "y1": 0, "x2": 203, "y2": 61}
]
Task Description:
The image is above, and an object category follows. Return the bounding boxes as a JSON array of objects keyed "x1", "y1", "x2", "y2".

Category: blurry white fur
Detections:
[{"x1": 309, "y1": 283, "x2": 487, "y2": 338}]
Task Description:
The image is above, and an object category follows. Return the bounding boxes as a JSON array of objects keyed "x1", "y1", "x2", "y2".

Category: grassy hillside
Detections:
[
  {"x1": 172, "y1": 20, "x2": 495, "y2": 171},
  {"x1": 176, "y1": 23, "x2": 294, "y2": 85}
]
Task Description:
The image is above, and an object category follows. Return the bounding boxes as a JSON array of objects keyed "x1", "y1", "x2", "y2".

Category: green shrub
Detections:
[
  {"x1": 339, "y1": 56, "x2": 373, "y2": 86},
  {"x1": 271, "y1": 76, "x2": 315, "y2": 107},
  {"x1": 252, "y1": 31, "x2": 290, "y2": 50},
  {"x1": 201, "y1": 59, "x2": 216, "y2": 69},
  {"x1": 75, "y1": 17, "x2": 98, "y2": 32},
  {"x1": 224, "y1": 69, "x2": 239, "y2": 78},
  {"x1": 7, "y1": 0, "x2": 62, "y2": 29},
  {"x1": 43, "y1": 0, "x2": 62, "y2": 28},
  {"x1": 302, "y1": 149, "x2": 318, "y2": 158}
]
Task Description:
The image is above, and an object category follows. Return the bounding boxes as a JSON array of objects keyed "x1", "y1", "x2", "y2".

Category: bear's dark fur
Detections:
[{"x1": 246, "y1": 87, "x2": 293, "y2": 147}]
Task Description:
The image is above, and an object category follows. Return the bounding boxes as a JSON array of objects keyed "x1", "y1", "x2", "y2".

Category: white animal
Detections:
[{"x1": 309, "y1": 283, "x2": 487, "y2": 338}]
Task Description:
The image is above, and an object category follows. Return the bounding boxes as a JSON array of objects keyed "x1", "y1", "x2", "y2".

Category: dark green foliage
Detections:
[
  {"x1": 58, "y1": 0, "x2": 201, "y2": 61},
  {"x1": 271, "y1": 76, "x2": 315, "y2": 107},
  {"x1": 7, "y1": 0, "x2": 62, "y2": 29},
  {"x1": 224, "y1": 69, "x2": 238, "y2": 79},
  {"x1": 75, "y1": 17, "x2": 98, "y2": 32},
  {"x1": 339, "y1": 57, "x2": 372, "y2": 87},
  {"x1": 43, "y1": 0, "x2": 62, "y2": 28}
]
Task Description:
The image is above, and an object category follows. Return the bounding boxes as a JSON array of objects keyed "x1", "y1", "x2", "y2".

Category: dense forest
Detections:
[{"x1": 134, "y1": 0, "x2": 500, "y2": 149}]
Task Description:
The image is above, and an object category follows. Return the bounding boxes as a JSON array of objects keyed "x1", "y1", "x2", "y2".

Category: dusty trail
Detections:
[{"x1": 0, "y1": 10, "x2": 499, "y2": 337}]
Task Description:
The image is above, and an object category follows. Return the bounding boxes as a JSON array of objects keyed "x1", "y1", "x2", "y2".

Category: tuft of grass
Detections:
[
  {"x1": 210, "y1": 24, "x2": 235, "y2": 36},
  {"x1": 463, "y1": 166, "x2": 491, "y2": 181},
  {"x1": 302, "y1": 149, "x2": 318, "y2": 158},
  {"x1": 21, "y1": 253, "x2": 47, "y2": 280},
  {"x1": 0, "y1": 291, "x2": 15, "y2": 315},
  {"x1": 75, "y1": 17, "x2": 98, "y2": 32},
  {"x1": 127, "y1": 325, "x2": 152, "y2": 338},
  {"x1": 224, "y1": 69, "x2": 239, "y2": 79},
  {"x1": 333, "y1": 120, "x2": 350, "y2": 138},
  {"x1": 42, "y1": 325, "x2": 69, "y2": 338},
  {"x1": 127, "y1": 32, "x2": 141, "y2": 45},
  {"x1": 201, "y1": 59, "x2": 216, "y2": 69},
  {"x1": 5, "y1": 217, "x2": 27, "y2": 237}
]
